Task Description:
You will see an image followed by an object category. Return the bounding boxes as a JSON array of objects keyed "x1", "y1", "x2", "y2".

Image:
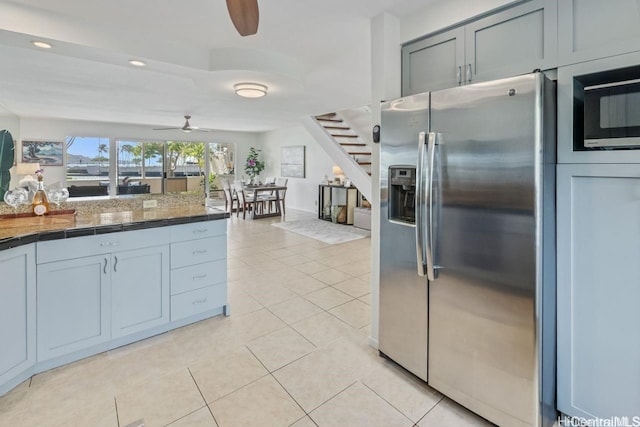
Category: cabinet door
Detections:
[
  {"x1": 0, "y1": 245, "x2": 35, "y2": 384},
  {"x1": 37, "y1": 255, "x2": 110, "y2": 361},
  {"x1": 557, "y1": 164, "x2": 640, "y2": 419},
  {"x1": 559, "y1": 0, "x2": 640, "y2": 66},
  {"x1": 111, "y1": 246, "x2": 170, "y2": 338},
  {"x1": 465, "y1": 0, "x2": 557, "y2": 84},
  {"x1": 402, "y1": 27, "x2": 465, "y2": 95}
]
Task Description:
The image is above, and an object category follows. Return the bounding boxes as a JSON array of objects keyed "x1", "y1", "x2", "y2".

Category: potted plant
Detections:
[{"x1": 244, "y1": 147, "x2": 265, "y2": 184}]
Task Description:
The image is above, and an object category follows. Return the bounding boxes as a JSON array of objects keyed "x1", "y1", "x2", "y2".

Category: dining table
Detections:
[{"x1": 243, "y1": 184, "x2": 287, "y2": 219}]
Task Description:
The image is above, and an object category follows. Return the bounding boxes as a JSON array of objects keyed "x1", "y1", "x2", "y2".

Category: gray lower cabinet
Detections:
[
  {"x1": 0, "y1": 245, "x2": 35, "y2": 388},
  {"x1": 37, "y1": 254, "x2": 111, "y2": 361},
  {"x1": 402, "y1": 0, "x2": 557, "y2": 95},
  {"x1": 558, "y1": 0, "x2": 640, "y2": 66},
  {"x1": 557, "y1": 164, "x2": 640, "y2": 419},
  {"x1": 111, "y1": 246, "x2": 170, "y2": 338}
]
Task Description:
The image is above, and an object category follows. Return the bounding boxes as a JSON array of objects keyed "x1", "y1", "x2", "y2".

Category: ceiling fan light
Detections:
[
  {"x1": 32, "y1": 41, "x2": 52, "y2": 49},
  {"x1": 128, "y1": 59, "x2": 147, "y2": 67},
  {"x1": 234, "y1": 83, "x2": 267, "y2": 98}
]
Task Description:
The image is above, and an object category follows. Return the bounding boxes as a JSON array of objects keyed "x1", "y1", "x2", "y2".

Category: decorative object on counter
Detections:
[
  {"x1": 244, "y1": 147, "x2": 264, "y2": 185},
  {"x1": 31, "y1": 169, "x2": 50, "y2": 216},
  {"x1": 47, "y1": 187, "x2": 69, "y2": 208},
  {"x1": 280, "y1": 145, "x2": 305, "y2": 178},
  {"x1": 15, "y1": 162, "x2": 40, "y2": 190},
  {"x1": 0, "y1": 129, "x2": 15, "y2": 200},
  {"x1": 3, "y1": 187, "x2": 28, "y2": 215},
  {"x1": 21, "y1": 140, "x2": 63, "y2": 165},
  {"x1": 343, "y1": 178, "x2": 351, "y2": 187}
]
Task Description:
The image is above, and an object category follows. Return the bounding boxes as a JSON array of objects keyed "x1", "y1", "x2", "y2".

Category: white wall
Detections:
[
  {"x1": 15, "y1": 117, "x2": 260, "y2": 188},
  {"x1": 259, "y1": 125, "x2": 334, "y2": 214}
]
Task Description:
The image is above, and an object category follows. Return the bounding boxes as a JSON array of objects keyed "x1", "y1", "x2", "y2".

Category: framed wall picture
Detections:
[
  {"x1": 281, "y1": 145, "x2": 305, "y2": 178},
  {"x1": 22, "y1": 140, "x2": 64, "y2": 165}
]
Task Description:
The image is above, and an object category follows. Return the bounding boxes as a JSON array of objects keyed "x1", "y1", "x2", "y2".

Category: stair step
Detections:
[
  {"x1": 316, "y1": 118, "x2": 343, "y2": 123},
  {"x1": 339, "y1": 143, "x2": 367, "y2": 147},
  {"x1": 348, "y1": 152, "x2": 372, "y2": 155},
  {"x1": 331, "y1": 134, "x2": 358, "y2": 138},
  {"x1": 357, "y1": 161, "x2": 372, "y2": 165},
  {"x1": 323, "y1": 125, "x2": 351, "y2": 130}
]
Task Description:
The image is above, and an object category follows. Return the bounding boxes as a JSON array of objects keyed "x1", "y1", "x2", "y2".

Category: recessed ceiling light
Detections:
[
  {"x1": 234, "y1": 83, "x2": 268, "y2": 98},
  {"x1": 128, "y1": 59, "x2": 147, "y2": 67},
  {"x1": 32, "y1": 41, "x2": 52, "y2": 49}
]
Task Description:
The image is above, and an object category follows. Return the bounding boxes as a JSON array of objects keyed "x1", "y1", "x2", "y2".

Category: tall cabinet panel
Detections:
[
  {"x1": 0, "y1": 245, "x2": 35, "y2": 387},
  {"x1": 557, "y1": 164, "x2": 640, "y2": 419},
  {"x1": 402, "y1": 27, "x2": 465, "y2": 95},
  {"x1": 558, "y1": 0, "x2": 640, "y2": 66},
  {"x1": 466, "y1": 0, "x2": 557, "y2": 84}
]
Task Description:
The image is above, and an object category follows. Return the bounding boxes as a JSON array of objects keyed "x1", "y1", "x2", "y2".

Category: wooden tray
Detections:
[{"x1": 0, "y1": 209, "x2": 77, "y2": 229}]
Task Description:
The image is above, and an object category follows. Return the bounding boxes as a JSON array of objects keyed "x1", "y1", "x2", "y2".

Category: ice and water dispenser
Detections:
[{"x1": 388, "y1": 166, "x2": 416, "y2": 225}]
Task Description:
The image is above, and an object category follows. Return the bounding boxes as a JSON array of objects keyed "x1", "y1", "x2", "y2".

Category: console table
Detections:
[{"x1": 318, "y1": 184, "x2": 360, "y2": 225}]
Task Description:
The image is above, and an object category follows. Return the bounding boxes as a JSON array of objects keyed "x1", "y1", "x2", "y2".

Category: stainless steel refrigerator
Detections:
[{"x1": 379, "y1": 72, "x2": 556, "y2": 427}]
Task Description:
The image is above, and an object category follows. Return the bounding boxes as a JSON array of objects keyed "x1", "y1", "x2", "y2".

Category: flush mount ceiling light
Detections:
[
  {"x1": 32, "y1": 41, "x2": 52, "y2": 49},
  {"x1": 128, "y1": 59, "x2": 147, "y2": 67},
  {"x1": 234, "y1": 83, "x2": 268, "y2": 98}
]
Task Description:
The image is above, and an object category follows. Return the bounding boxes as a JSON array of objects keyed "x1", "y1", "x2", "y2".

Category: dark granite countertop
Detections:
[{"x1": 0, "y1": 206, "x2": 229, "y2": 251}]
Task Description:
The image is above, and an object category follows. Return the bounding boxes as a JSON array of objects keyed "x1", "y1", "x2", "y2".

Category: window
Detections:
[
  {"x1": 66, "y1": 136, "x2": 110, "y2": 181},
  {"x1": 117, "y1": 140, "x2": 163, "y2": 194}
]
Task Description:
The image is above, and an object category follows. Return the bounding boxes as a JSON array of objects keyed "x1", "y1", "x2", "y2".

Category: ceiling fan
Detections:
[
  {"x1": 153, "y1": 115, "x2": 212, "y2": 133},
  {"x1": 226, "y1": 0, "x2": 259, "y2": 37}
]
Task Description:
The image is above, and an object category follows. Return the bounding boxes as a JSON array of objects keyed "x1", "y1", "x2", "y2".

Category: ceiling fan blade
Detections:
[
  {"x1": 152, "y1": 127, "x2": 181, "y2": 131},
  {"x1": 226, "y1": 0, "x2": 259, "y2": 37}
]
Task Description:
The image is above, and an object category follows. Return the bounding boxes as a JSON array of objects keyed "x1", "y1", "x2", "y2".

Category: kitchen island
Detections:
[{"x1": 0, "y1": 205, "x2": 230, "y2": 397}]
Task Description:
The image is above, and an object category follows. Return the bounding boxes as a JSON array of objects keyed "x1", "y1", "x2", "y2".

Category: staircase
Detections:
[{"x1": 301, "y1": 107, "x2": 372, "y2": 202}]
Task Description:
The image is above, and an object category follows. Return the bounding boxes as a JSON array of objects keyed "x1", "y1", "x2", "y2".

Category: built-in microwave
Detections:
[{"x1": 574, "y1": 65, "x2": 640, "y2": 150}]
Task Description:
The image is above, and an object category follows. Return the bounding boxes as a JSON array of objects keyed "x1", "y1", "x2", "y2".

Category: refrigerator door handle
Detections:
[
  {"x1": 416, "y1": 131, "x2": 428, "y2": 277},
  {"x1": 456, "y1": 66, "x2": 462, "y2": 85},
  {"x1": 466, "y1": 64, "x2": 472, "y2": 83},
  {"x1": 425, "y1": 132, "x2": 439, "y2": 281}
]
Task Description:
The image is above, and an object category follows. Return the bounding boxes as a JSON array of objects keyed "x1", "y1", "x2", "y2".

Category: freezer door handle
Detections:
[
  {"x1": 456, "y1": 66, "x2": 462, "y2": 85},
  {"x1": 466, "y1": 64, "x2": 472, "y2": 83},
  {"x1": 416, "y1": 131, "x2": 427, "y2": 277},
  {"x1": 425, "y1": 132, "x2": 439, "y2": 281}
]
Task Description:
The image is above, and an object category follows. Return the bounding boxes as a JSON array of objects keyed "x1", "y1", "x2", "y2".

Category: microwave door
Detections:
[{"x1": 584, "y1": 81, "x2": 640, "y2": 148}]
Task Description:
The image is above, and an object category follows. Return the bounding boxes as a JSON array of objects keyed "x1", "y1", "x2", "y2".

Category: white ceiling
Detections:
[{"x1": 0, "y1": 0, "x2": 432, "y2": 133}]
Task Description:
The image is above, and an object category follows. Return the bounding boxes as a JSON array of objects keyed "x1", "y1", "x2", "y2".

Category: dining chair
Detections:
[
  {"x1": 231, "y1": 182, "x2": 251, "y2": 219},
  {"x1": 269, "y1": 177, "x2": 288, "y2": 216},
  {"x1": 221, "y1": 179, "x2": 237, "y2": 213}
]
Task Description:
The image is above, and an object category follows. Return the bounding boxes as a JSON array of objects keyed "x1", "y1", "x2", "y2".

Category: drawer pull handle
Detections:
[
  {"x1": 100, "y1": 242, "x2": 118, "y2": 247},
  {"x1": 103, "y1": 258, "x2": 108, "y2": 274},
  {"x1": 193, "y1": 298, "x2": 208, "y2": 305},
  {"x1": 193, "y1": 229, "x2": 208, "y2": 234},
  {"x1": 193, "y1": 249, "x2": 207, "y2": 255},
  {"x1": 193, "y1": 274, "x2": 207, "y2": 280},
  {"x1": 113, "y1": 255, "x2": 118, "y2": 272}
]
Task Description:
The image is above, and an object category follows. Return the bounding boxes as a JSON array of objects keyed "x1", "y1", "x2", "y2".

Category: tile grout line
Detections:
[
  {"x1": 245, "y1": 346, "x2": 314, "y2": 423},
  {"x1": 114, "y1": 396, "x2": 120, "y2": 427},
  {"x1": 360, "y1": 380, "x2": 419, "y2": 425},
  {"x1": 187, "y1": 367, "x2": 221, "y2": 427},
  {"x1": 414, "y1": 395, "x2": 445, "y2": 425}
]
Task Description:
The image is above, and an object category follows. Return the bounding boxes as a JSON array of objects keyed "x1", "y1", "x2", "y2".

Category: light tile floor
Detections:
[{"x1": 0, "y1": 210, "x2": 494, "y2": 427}]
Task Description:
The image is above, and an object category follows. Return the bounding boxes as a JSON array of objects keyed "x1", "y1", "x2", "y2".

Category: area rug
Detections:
[{"x1": 271, "y1": 219, "x2": 370, "y2": 245}]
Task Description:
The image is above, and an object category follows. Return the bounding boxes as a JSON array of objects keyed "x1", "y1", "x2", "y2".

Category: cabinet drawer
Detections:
[
  {"x1": 171, "y1": 259, "x2": 226, "y2": 295},
  {"x1": 171, "y1": 236, "x2": 226, "y2": 269},
  {"x1": 170, "y1": 220, "x2": 226, "y2": 243},
  {"x1": 37, "y1": 227, "x2": 170, "y2": 264},
  {"x1": 170, "y1": 284, "x2": 226, "y2": 321}
]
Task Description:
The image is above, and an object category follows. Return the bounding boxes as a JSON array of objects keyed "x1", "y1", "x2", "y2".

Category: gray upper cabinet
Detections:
[
  {"x1": 559, "y1": 0, "x2": 640, "y2": 66},
  {"x1": 466, "y1": 0, "x2": 557, "y2": 84},
  {"x1": 402, "y1": 0, "x2": 557, "y2": 96},
  {"x1": 402, "y1": 27, "x2": 465, "y2": 95}
]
